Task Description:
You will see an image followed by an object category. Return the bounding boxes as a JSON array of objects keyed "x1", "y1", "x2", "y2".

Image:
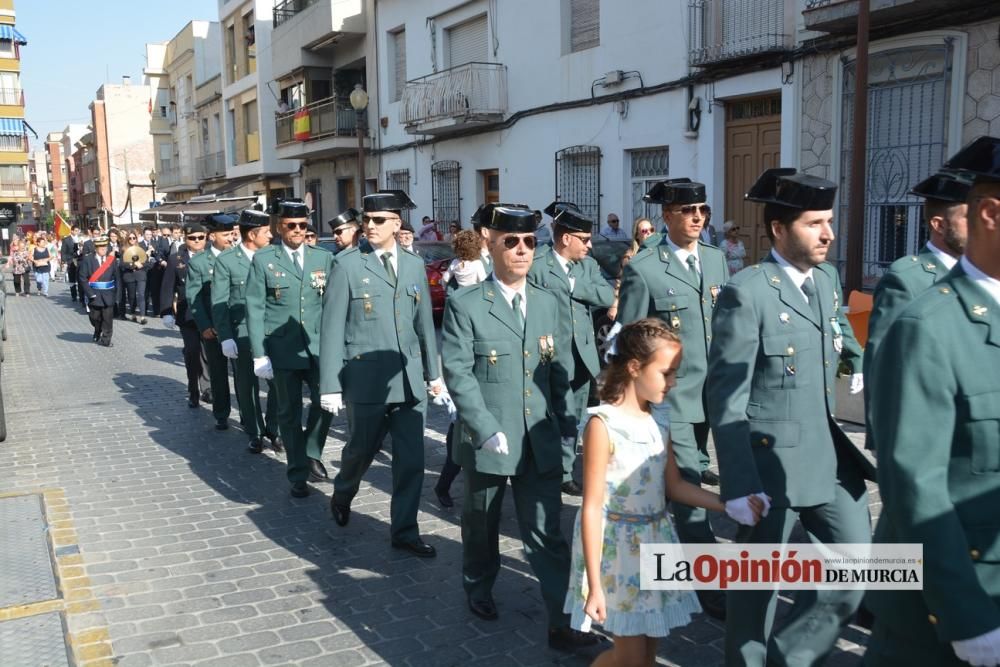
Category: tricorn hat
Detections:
[
  {"x1": 544, "y1": 201, "x2": 593, "y2": 233},
  {"x1": 362, "y1": 190, "x2": 417, "y2": 213},
  {"x1": 238, "y1": 209, "x2": 270, "y2": 228},
  {"x1": 329, "y1": 208, "x2": 361, "y2": 231},
  {"x1": 942, "y1": 136, "x2": 1000, "y2": 183},
  {"x1": 909, "y1": 170, "x2": 974, "y2": 203},
  {"x1": 481, "y1": 204, "x2": 537, "y2": 233},
  {"x1": 745, "y1": 168, "x2": 837, "y2": 210},
  {"x1": 276, "y1": 199, "x2": 310, "y2": 219},
  {"x1": 643, "y1": 178, "x2": 707, "y2": 205}
]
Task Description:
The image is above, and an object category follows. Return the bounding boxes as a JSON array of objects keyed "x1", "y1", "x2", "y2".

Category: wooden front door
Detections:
[
  {"x1": 482, "y1": 169, "x2": 499, "y2": 204},
  {"x1": 724, "y1": 95, "x2": 782, "y2": 264}
]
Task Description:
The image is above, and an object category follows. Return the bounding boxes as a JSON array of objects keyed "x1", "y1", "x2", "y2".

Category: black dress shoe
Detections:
[
  {"x1": 200, "y1": 389, "x2": 213, "y2": 403},
  {"x1": 188, "y1": 394, "x2": 199, "y2": 408},
  {"x1": 290, "y1": 481, "x2": 310, "y2": 498},
  {"x1": 98, "y1": 340, "x2": 114, "y2": 347},
  {"x1": 330, "y1": 499, "x2": 350, "y2": 526},
  {"x1": 308, "y1": 458, "x2": 329, "y2": 482},
  {"x1": 697, "y1": 590, "x2": 727, "y2": 620},
  {"x1": 268, "y1": 434, "x2": 285, "y2": 453},
  {"x1": 215, "y1": 418, "x2": 229, "y2": 431},
  {"x1": 547, "y1": 626, "x2": 606, "y2": 652},
  {"x1": 434, "y1": 486, "x2": 454, "y2": 508},
  {"x1": 247, "y1": 437, "x2": 264, "y2": 454},
  {"x1": 467, "y1": 595, "x2": 498, "y2": 621},
  {"x1": 391, "y1": 538, "x2": 436, "y2": 558},
  {"x1": 701, "y1": 469, "x2": 721, "y2": 486},
  {"x1": 560, "y1": 480, "x2": 583, "y2": 496}
]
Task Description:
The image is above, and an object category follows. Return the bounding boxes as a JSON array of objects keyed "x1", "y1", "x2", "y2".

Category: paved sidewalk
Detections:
[{"x1": 0, "y1": 279, "x2": 872, "y2": 666}]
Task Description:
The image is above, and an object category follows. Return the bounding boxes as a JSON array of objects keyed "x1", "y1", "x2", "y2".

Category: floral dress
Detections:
[{"x1": 564, "y1": 404, "x2": 701, "y2": 637}]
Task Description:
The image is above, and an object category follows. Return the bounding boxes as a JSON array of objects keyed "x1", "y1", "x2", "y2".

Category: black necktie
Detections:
[
  {"x1": 802, "y1": 276, "x2": 822, "y2": 322},
  {"x1": 382, "y1": 252, "x2": 396, "y2": 286}
]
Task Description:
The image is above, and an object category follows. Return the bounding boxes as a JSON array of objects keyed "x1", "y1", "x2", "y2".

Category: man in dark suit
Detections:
[
  {"x1": 79, "y1": 235, "x2": 121, "y2": 347},
  {"x1": 161, "y1": 223, "x2": 210, "y2": 408},
  {"x1": 142, "y1": 225, "x2": 170, "y2": 317},
  {"x1": 60, "y1": 224, "x2": 83, "y2": 302},
  {"x1": 707, "y1": 168, "x2": 869, "y2": 667},
  {"x1": 320, "y1": 191, "x2": 443, "y2": 557}
]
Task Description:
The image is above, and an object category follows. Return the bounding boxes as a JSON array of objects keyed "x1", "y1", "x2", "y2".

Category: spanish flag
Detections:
[{"x1": 54, "y1": 212, "x2": 72, "y2": 240}]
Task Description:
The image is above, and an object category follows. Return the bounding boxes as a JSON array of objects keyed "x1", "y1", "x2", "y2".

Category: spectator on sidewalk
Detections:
[
  {"x1": 600, "y1": 213, "x2": 629, "y2": 240},
  {"x1": 32, "y1": 232, "x2": 52, "y2": 297},
  {"x1": 9, "y1": 237, "x2": 31, "y2": 296},
  {"x1": 417, "y1": 215, "x2": 440, "y2": 241}
]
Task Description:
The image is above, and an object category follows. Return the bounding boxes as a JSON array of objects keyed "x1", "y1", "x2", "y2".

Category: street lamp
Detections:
[
  {"x1": 149, "y1": 169, "x2": 157, "y2": 204},
  {"x1": 349, "y1": 83, "x2": 368, "y2": 209}
]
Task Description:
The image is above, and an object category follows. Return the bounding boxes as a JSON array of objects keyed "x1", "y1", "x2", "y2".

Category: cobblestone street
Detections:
[{"x1": 0, "y1": 279, "x2": 873, "y2": 666}]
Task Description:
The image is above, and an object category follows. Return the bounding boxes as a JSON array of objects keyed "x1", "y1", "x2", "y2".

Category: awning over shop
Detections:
[
  {"x1": 0, "y1": 118, "x2": 26, "y2": 136},
  {"x1": 200, "y1": 175, "x2": 261, "y2": 198},
  {"x1": 137, "y1": 196, "x2": 260, "y2": 222},
  {"x1": 0, "y1": 25, "x2": 27, "y2": 45}
]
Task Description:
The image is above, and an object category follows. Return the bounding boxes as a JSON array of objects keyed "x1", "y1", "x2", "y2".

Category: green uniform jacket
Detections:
[
  {"x1": 186, "y1": 249, "x2": 220, "y2": 333},
  {"x1": 706, "y1": 257, "x2": 871, "y2": 507},
  {"x1": 211, "y1": 246, "x2": 254, "y2": 342},
  {"x1": 863, "y1": 245, "x2": 950, "y2": 378},
  {"x1": 442, "y1": 278, "x2": 573, "y2": 476},
  {"x1": 319, "y1": 245, "x2": 439, "y2": 403},
  {"x1": 867, "y1": 264, "x2": 1000, "y2": 644},
  {"x1": 527, "y1": 247, "x2": 613, "y2": 380},
  {"x1": 246, "y1": 244, "x2": 333, "y2": 370},
  {"x1": 616, "y1": 240, "x2": 728, "y2": 423}
]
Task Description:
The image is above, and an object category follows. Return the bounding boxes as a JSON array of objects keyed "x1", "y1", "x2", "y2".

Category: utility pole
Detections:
[{"x1": 845, "y1": 0, "x2": 871, "y2": 295}]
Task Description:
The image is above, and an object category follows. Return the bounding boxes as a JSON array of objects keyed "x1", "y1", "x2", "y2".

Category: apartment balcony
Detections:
[
  {"x1": 274, "y1": 96, "x2": 367, "y2": 161},
  {"x1": 401, "y1": 62, "x2": 507, "y2": 137},
  {"x1": 272, "y1": 0, "x2": 365, "y2": 79},
  {"x1": 803, "y1": 0, "x2": 989, "y2": 34},
  {"x1": 0, "y1": 181, "x2": 29, "y2": 198},
  {"x1": 0, "y1": 88, "x2": 24, "y2": 106},
  {"x1": 688, "y1": 0, "x2": 789, "y2": 67},
  {"x1": 196, "y1": 151, "x2": 226, "y2": 181}
]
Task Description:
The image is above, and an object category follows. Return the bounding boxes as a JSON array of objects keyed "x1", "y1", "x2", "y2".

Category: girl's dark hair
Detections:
[
  {"x1": 599, "y1": 318, "x2": 681, "y2": 403},
  {"x1": 452, "y1": 229, "x2": 482, "y2": 261}
]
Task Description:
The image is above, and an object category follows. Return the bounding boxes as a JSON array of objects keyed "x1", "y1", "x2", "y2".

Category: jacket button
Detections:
[
  {"x1": 971, "y1": 549, "x2": 981, "y2": 560},
  {"x1": 761, "y1": 437, "x2": 769, "y2": 446},
  {"x1": 525, "y1": 408, "x2": 531, "y2": 415},
  {"x1": 928, "y1": 614, "x2": 938, "y2": 625},
  {"x1": 524, "y1": 351, "x2": 530, "y2": 357},
  {"x1": 825, "y1": 361, "x2": 830, "y2": 367},
  {"x1": 786, "y1": 347, "x2": 795, "y2": 355},
  {"x1": 826, "y1": 388, "x2": 831, "y2": 395},
  {"x1": 525, "y1": 370, "x2": 531, "y2": 377},
  {"x1": 524, "y1": 389, "x2": 531, "y2": 397}
]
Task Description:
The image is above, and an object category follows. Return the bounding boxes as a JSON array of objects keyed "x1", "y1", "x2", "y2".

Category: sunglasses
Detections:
[
  {"x1": 186, "y1": 234, "x2": 207, "y2": 241},
  {"x1": 283, "y1": 222, "x2": 309, "y2": 231},
  {"x1": 305, "y1": 233, "x2": 317, "y2": 239},
  {"x1": 332, "y1": 227, "x2": 352, "y2": 236},
  {"x1": 638, "y1": 227, "x2": 654, "y2": 235},
  {"x1": 567, "y1": 233, "x2": 592, "y2": 244},
  {"x1": 501, "y1": 235, "x2": 536, "y2": 250},
  {"x1": 675, "y1": 204, "x2": 710, "y2": 216},
  {"x1": 364, "y1": 215, "x2": 399, "y2": 226}
]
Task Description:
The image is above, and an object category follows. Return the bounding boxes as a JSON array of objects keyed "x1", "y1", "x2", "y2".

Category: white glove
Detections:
[
  {"x1": 162, "y1": 314, "x2": 176, "y2": 329},
  {"x1": 849, "y1": 373, "x2": 864, "y2": 395},
  {"x1": 221, "y1": 339, "x2": 238, "y2": 359},
  {"x1": 953, "y1": 627, "x2": 1000, "y2": 666},
  {"x1": 480, "y1": 432, "x2": 509, "y2": 456},
  {"x1": 604, "y1": 321, "x2": 623, "y2": 362},
  {"x1": 440, "y1": 394, "x2": 458, "y2": 419},
  {"x1": 562, "y1": 436, "x2": 577, "y2": 450},
  {"x1": 427, "y1": 377, "x2": 446, "y2": 397},
  {"x1": 252, "y1": 356, "x2": 273, "y2": 380},
  {"x1": 320, "y1": 393, "x2": 344, "y2": 416},
  {"x1": 725, "y1": 493, "x2": 771, "y2": 526}
]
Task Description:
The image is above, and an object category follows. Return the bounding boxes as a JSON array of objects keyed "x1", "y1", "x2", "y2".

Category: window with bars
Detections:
[
  {"x1": 385, "y1": 169, "x2": 411, "y2": 223},
  {"x1": 555, "y1": 145, "x2": 601, "y2": 222},
  {"x1": 628, "y1": 147, "x2": 669, "y2": 233},
  {"x1": 432, "y1": 160, "x2": 460, "y2": 232},
  {"x1": 569, "y1": 0, "x2": 600, "y2": 52}
]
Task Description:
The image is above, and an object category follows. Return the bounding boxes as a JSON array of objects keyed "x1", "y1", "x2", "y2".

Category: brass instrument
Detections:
[{"x1": 123, "y1": 244, "x2": 148, "y2": 268}]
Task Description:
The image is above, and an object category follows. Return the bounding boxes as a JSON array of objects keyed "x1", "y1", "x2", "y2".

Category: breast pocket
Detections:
[
  {"x1": 758, "y1": 332, "x2": 814, "y2": 390},
  {"x1": 473, "y1": 340, "x2": 512, "y2": 383},
  {"x1": 349, "y1": 285, "x2": 382, "y2": 321},
  {"x1": 965, "y1": 391, "x2": 1000, "y2": 474}
]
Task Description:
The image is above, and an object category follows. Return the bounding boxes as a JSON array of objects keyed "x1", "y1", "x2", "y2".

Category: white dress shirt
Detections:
[
  {"x1": 241, "y1": 245, "x2": 256, "y2": 261},
  {"x1": 492, "y1": 274, "x2": 527, "y2": 319},
  {"x1": 373, "y1": 243, "x2": 399, "y2": 276},
  {"x1": 210, "y1": 246, "x2": 223, "y2": 258},
  {"x1": 961, "y1": 255, "x2": 1000, "y2": 307},
  {"x1": 926, "y1": 241, "x2": 959, "y2": 271},
  {"x1": 664, "y1": 236, "x2": 701, "y2": 275},
  {"x1": 552, "y1": 250, "x2": 576, "y2": 292},
  {"x1": 283, "y1": 243, "x2": 304, "y2": 269},
  {"x1": 770, "y1": 248, "x2": 815, "y2": 302}
]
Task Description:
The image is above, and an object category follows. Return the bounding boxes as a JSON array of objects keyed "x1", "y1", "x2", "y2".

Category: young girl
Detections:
[
  {"x1": 564, "y1": 318, "x2": 764, "y2": 666},
  {"x1": 441, "y1": 229, "x2": 487, "y2": 287}
]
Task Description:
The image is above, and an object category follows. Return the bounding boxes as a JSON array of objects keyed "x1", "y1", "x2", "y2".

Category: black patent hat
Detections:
[
  {"x1": 276, "y1": 199, "x2": 310, "y2": 219},
  {"x1": 482, "y1": 204, "x2": 537, "y2": 233},
  {"x1": 399, "y1": 221, "x2": 415, "y2": 233},
  {"x1": 745, "y1": 168, "x2": 837, "y2": 210},
  {"x1": 362, "y1": 190, "x2": 417, "y2": 213},
  {"x1": 238, "y1": 209, "x2": 270, "y2": 228},
  {"x1": 329, "y1": 208, "x2": 361, "y2": 231},
  {"x1": 643, "y1": 178, "x2": 707, "y2": 205},
  {"x1": 909, "y1": 170, "x2": 974, "y2": 203},
  {"x1": 208, "y1": 213, "x2": 238, "y2": 231},
  {"x1": 942, "y1": 136, "x2": 1000, "y2": 183},
  {"x1": 543, "y1": 201, "x2": 593, "y2": 233}
]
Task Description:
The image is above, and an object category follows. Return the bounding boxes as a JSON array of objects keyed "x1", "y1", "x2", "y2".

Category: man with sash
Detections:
[
  {"x1": 186, "y1": 214, "x2": 236, "y2": 431},
  {"x1": 213, "y1": 209, "x2": 282, "y2": 454},
  {"x1": 79, "y1": 235, "x2": 121, "y2": 347},
  {"x1": 319, "y1": 190, "x2": 443, "y2": 557},
  {"x1": 706, "y1": 168, "x2": 870, "y2": 666},
  {"x1": 247, "y1": 200, "x2": 334, "y2": 498}
]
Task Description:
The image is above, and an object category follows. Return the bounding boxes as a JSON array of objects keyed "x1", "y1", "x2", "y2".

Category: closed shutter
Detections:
[
  {"x1": 570, "y1": 0, "x2": 599, "y2": 52},
  {"x1": 447, "y1": 14, "x2": 487, "y2": 68},
  {"x1": 392, "y1": 29, "x2": 406, "y2": 102}
]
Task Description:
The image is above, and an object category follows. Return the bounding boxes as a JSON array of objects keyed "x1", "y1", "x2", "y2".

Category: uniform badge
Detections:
[
  {"x1": 660, "y1": 250, "x2": 670, "y2": 261},
  {"x1": 925, "y1": 263, "x2": 936, "y2": 271},
  {"x1": 538, "y1": 336, "x2": 549, "y2": 360},
  {"x1": 412, "y1": 284, "x2": 421, "y2": 303},
  {"x1": 667, "y1": 288, "x2": 676, "y2": 296},
  {"x1": 833, "y1": 289, "x2": 839, "y2": 310},
  {"x1": 310, "y1": 270, "x2": 327, "y2": 295},
  {"x1": 547, "y1": 334, "x2": 555, "y2": 355},
  {"x1": 972, "y1": 305, "x2": 988, "y2": 317},
  {"x1": 267, "y1": 263, "x2": 274, "y2": 270},
  {"x1": 779, "y1": 312, "x2": 790, "y2": 324},
  {"x1": 671, "y1": 315, "x2": 681, "y2": 330},
  {"x1": 274, "y1": 287, "x2": 282, "y2": 300},
  {"x1": 830, "y1": 318, "x2": 844, "y2": 353},
  {"x1": 364, "y1": 300, "x2": 373, "y2": 314},
  {"x1": 784, "y1": 364, "x2": 796, "y2": 377},
  {"x1": 486, "y1": 290, "x2": 495, "y2": 298},
  {"x1": 710, "y1": 285, "x2": 720, "y2": 306},
  {"x1": 488, "y1": 349, "x2": 498, "y2": 365},
  {"x1": 362, "y1": 277, "x2": 370, "y2": 284},
  {"x1": 208, "y1": 268, "x2": 213, "y2": 275},
  {"x1": 770, "y1": 275, "x2": 781, "y2": 285}
]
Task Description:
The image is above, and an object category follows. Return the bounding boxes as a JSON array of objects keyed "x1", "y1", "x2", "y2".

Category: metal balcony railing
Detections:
[
  {"x1": 0, "y1": 87, "x2": 23, "y2": 105},
  {"x1": 273, "y1": 0, "x2": 320, "y2": 27},
  {"x1": 275, "y1": 96, "x2": 360, "y2": 145},
  {"x1": 805, "y1": 0, "x2": 843, "y2": 7},
  {"x1": 0, "y1": 182, "x2": 29, "y2": 197},
  {"x1": 688, "y1": 0, "x2": 788, "y2": 66},
  {"x1": 196, "y1": 151, "x2": 225, "y2": 180},
  {"x1": 400, "y1": 62, "x2": 507, "y2": 127},
  {"x1": 157, "y1": 166, "x2": 190, "y2": 188}
]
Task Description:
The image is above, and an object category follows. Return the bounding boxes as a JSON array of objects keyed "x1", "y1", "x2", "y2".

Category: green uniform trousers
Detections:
[
  {"x1": 725, "y1": 464, "x2": 871, "y2": 667},
  {"x1": 661, "y1": 418, "x2": 715, "y2": 544},
  {"x1": 562, "y1": 351, "x2": 591, "y2": 485},
  {"x1": 233, "y1": 340, "x2": 278, "y2": 439},
  {"x1": 271, "y1": 360, "x2": 330, "y2": 484},
  {"x1": 333, "y1": 398, "x2": 427, "y2": 543},
  {"x1": 462, "y1": 452, "x2": 571, "y2": 629},
  {"x1": 201, "y1": 337, "x2": 231, "y2": 422}
]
